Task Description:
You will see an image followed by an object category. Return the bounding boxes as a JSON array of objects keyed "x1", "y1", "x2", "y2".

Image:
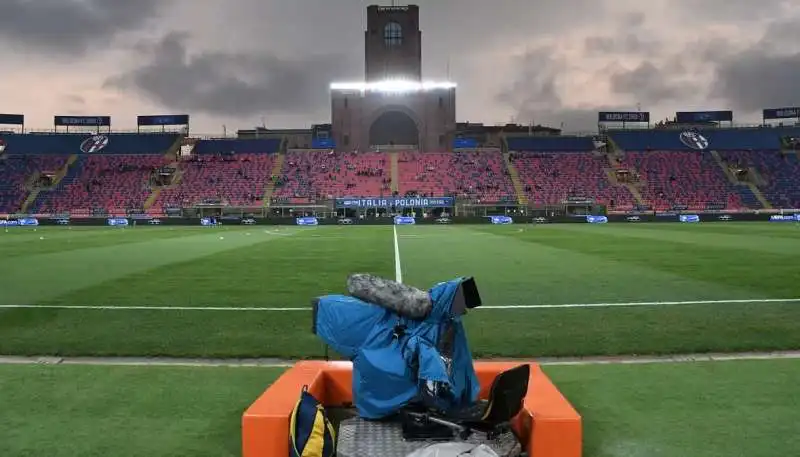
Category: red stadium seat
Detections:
[
  {"x1": 398, "y1": 150, "x2": 515, "y2": 202},
  {"x1": 273, "y1": 151, "x2": 390, "y2": 203}
]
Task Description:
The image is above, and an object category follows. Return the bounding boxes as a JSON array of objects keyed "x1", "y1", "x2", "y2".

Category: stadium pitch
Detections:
[
  {"x1": 1, "y1": 222, "x2": 799, "y2": 358},
  {"x1": 1, "y1": 222, "x2": 799, "y2": 457},
  {"x1": 0, "y1": 223, "x2": 800, "y2": 358}
]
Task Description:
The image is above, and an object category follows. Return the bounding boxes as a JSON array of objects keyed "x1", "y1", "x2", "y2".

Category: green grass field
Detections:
[
  {"x1": 2, "y1": 360, "x2": 798, "y2": 457},
  {"x1": 2, "y1": 223, "x2": 799, "y2": 358},
  {"x1": 1, "y1": 222, "x2": 799, "y2": 456}
]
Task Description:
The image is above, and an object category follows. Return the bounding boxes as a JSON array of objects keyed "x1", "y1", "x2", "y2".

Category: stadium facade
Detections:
[{"x1": 330, "y1": 5, "x2": 456, "y2": 151}]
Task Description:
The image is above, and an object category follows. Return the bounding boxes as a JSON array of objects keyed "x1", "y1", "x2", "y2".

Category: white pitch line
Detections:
[
  {"x1": 0, "y1": 298, "x2": 798, "y2": 312},
  {"x1": 393, "y1": 225, "x2": 403, "y2": 283},
  {"x1": 0, "y1": 305, "x2": 308, "y2": 311},
  {"x1": 476, "y1": 298, "x2": 800, "y2": 310}
]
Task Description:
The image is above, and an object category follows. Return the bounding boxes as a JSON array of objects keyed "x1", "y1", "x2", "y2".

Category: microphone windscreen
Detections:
[{"x1": 347, "y1": 273, "x2": 432, "y2": 319}]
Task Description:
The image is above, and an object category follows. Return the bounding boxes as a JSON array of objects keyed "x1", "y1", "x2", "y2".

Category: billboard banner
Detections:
[
  {"x1": 312, "y1": 138, "x2": 336, "y2": 149},
  {"x1": 675, "y1": 111, "x2": 733, "y2": 123},
  {"x1": 679, "y1": 214, "x2": 701, "y2": 223},
  {"x1": 296, "y1": 217, "x2": 319, "y2": 226},
  {"x1": 598, "y1": 111, "x2": 650, "y2": 122},
  {"x1": 137, "y1": 114, "x2": 190, "y2": 126},
  {"x1": 0, "y1": 218, "x2": 38, "y2": 227},
  {"x1": 394, "y1": 216, "x2": 416, "y2": 225},
  {"x1": 769, "y1": 214, "x2": 800, "y2": 222},
  {"x1": 107, "y1": 217, "x2": 129, "y2": 226},
  {"x1": 453, "y1": 137, "x2": 479, "y2": 148},
  {"x1": 55, "y1": 115, "x2": 111, "y2": 127},
  {"x1": 586, "y1": 215, "x2": 608, "y2": 224},
  {"x1": 488, "y1": 216, "x2": 513, "y2": 225},
  {"x1": 0, "y1": 113, "x2": 24, "y2": 125},
  {"x1": 762, "y1": 107, "x2": 800, "y2": 120},
  {"x1": 335, "y1": 197, "x2": 454, "y2": 209}
]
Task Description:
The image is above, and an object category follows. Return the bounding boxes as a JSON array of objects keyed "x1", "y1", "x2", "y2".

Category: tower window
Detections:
[{"x1": 384, "y1": 22, "x2": 403, "y2": 47}]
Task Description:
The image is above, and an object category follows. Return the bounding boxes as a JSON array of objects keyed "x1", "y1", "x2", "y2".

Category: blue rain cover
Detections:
[{"x1": 314, "y1": 277, "x2": 480, "y2": 419}]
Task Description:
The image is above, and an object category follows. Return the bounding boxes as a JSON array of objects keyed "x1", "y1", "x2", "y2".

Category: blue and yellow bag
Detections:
[{"x1": 289, "y1": 386, "x2": 336, "y2": 457}]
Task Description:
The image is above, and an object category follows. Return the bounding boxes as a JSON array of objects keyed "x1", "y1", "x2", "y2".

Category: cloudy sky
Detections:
[{"x1": 2, "y1": 0, "x2": 799, "y2": 134}]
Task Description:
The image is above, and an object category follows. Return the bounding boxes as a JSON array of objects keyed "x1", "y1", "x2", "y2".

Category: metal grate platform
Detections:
[{"x1": 337, "y1": 417, "x2": 522, "y2": 457}]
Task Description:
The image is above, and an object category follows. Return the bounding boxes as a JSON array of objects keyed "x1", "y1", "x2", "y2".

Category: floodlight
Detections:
[{"x1": 330, "y1": 80, "x2": 456, "y2": 93}]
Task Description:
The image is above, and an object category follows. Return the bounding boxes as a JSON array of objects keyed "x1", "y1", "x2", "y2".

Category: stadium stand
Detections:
[
  {"x1": 0, "y1": 133, "x2": 181, "y2": 215},
  {"x1": 510, "y1": 152, "x2": 635, "y2": 209},
  {"x1": 272, "y1": 150, "x2": 390, "y2": 203},
  {"x1": 397, "y1": 150, "x2": 516, "y2": 202},
  {"x1": 719, "y1": 150, "x2": 800, "y2": 209},
  {"x1": 608, "y1": 127, "x2": 800, "y2": 151},
  {"x1": 617, "y1": 151, "x2": 743, "y2": 211},
  {"x1": 154, "y1": 153, "x2": 275, "y2": 209},
  {"x1": 507, "y1": 136, "x2": 595, "y2": 152},
  {"x1": 0, "y1": 154, "x2": 69, "y2": 213},
  {"x1": 193, "y1": 138, "x2": 282, "y2": 155},
  {"x1": 4, "y1": 127, "x2": 800, "y2": 215},
  {"x1": 34, "y1": 154, "x2": 172, "y2": 215}
]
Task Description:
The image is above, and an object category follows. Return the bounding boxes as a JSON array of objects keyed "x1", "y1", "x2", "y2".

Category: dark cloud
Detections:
[
  {"x1": 760, "y1": 18, "x2": 800, "y2": 48},
  {"x1": 622, "y1": 12, "x2": 646, "y2": 28},
  {"x1": 710, "y1": 19, "x2": 800, "y2": 112},
  {"x1": 609, "y1": 62, "x2": 685, "y2": 105},
  {"x1": 0, "y1": 0, "x2": 161, "y2": 54},
  {"x1": 711, "y1": 51, "x2": 800, "y2": 112},
  {"x1": 106, "y1": 33, "x2": 356, "y2": 118},
  {"x1": 584, "y1": 34, "x2": 661, "y2": 55},
  {"x1": 496, "y1": 47, "x2": 614, "y2": 131},
  {"x1": 496, "y1": 47, "x2": 564, "y2": 117},
  {"x1": 61, "y1": 94, "x2": 86, "y2": 109},
  {"x1": 584, "y1": 11, "x2": 659, "y2": 56},
  {"x1": 677, "y1": 0, "x2": 789, "y2": 21}
]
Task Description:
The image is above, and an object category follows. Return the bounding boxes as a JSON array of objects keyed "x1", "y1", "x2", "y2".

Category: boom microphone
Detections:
[{"x1": 347, "y1": 273, "x2": 432, "y2": 319}]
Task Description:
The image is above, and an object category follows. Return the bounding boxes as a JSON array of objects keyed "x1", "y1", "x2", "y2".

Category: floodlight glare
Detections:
[{"x1": 330, "y1": 80, "x2": 456, "y2": 93}]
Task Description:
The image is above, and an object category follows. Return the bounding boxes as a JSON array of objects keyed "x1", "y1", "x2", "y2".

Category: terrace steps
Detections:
[
  {"x1": 710, "y1": 150, "x2": 739, "y2": 185},
  {"x1": 165, "y1": 136, "x2": 183, "y2": 159},
  {"x1": 19, "y1": 189, "x2": 40, "y2": 214},
  {"x1": 746, "y1": 166, "x2": 767, "y2": 187},
  {"x1": 22, "y1": 154, "x2": 79, "y2": 213},
  {"x1": 143, "y1": 190, "x2": 160, "y2": 211},
  {"x1": 503, "y1": 152, "x2": 528, "y2": 205},
  {"x1": 605, "y1": 155, "x2": 645, "y2": 206},
  {"x1": 390, "y1": 151, "x2": 399, "y2": 193},
  {"x1": 26, "y1": 155, "x2": 84, "y2": 213},
  {"x1": 604, "y1": 135, "x2": 619, "y2": 153},
  {"x1": 143, "y1": 159, "x2": 184, "y2": 211},
  {"x1": 710, "y1": 149, "x2": 772, "y2": 209},
  {"x1": 746, "y1": 182, "x2": 772, "y2": 209},
  {"x1": 42, "y1": 154, "x2": 80, "y2": 189},
  {"x1": 263, "y1": 153, "x2": 285, "y2": 207}
]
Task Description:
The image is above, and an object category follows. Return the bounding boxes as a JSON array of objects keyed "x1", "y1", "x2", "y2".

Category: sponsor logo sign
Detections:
[
  {"x1": 80, "y1": 135, "x2": 109, "y2": 153},
  {"x1": 679, "y1": 131, "x2": 709, "y2": 150}
]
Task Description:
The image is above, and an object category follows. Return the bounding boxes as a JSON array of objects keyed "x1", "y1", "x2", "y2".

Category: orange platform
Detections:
[{"x1": 242, "y1": 361, "x2": 582, "y2": 457}]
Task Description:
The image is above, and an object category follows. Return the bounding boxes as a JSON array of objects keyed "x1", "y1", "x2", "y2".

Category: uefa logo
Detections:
[{"x1": 80, "y1": 135, "x2": 109, "y2": 153}]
